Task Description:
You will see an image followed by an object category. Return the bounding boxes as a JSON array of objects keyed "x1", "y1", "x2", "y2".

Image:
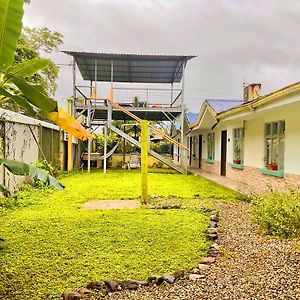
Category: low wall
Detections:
[{"x1": 110, "y1": 153, "x2": 171, "y2": 169}]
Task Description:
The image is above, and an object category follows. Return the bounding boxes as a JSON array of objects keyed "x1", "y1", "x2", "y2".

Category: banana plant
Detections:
[
  {"x1": 0, "y1": 159, "x2": 65, "y2": 191},
  {"x1": 0, "y1": 0, "x2": 92, "y2": 140}
]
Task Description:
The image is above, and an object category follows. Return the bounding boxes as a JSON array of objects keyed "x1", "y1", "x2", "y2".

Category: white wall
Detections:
[{"x1": 216, "y1": 101, "x2": 300, "y2": 175}]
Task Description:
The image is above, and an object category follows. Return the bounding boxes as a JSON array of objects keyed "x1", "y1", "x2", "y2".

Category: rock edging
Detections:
[{"x1": 61, "y1": 211, "x2": 221, "y2": 299}]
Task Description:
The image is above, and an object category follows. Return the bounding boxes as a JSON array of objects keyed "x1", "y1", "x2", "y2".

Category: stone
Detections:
[
  {"x1": 207, "y1": 233, "x2": 218, "y2": 241},
  {"x1": 76, "y1": 287, "x2": 92, "y2": 296},
  {"x1": 207, "y1": 248, "x2": 219, "y2": 257},
  {"x1": 210, "y1": 214, "x2": 219, "y2": 222},
  {"x1": 201, "y1": 257, "x2": 216, "y2": 265},
  {"x1": 193, "y1": 193, "x2": 200, "y2": 197},
  {"x1": 147, "y1": 276, "x2": 164, "y2": 285},
  {"x1": 191, "y1": 268, "x2": 200, "y2": 274},
  {"x1": 137, "y1": 280, "x2": 149, "y2": 287},
  {"x1": 104, "y1": 279, "x2": 122, "y2": 292},
  {"x1": 62, "y1": 291, "x2": 81, "y2": 300},
  {"x1": 207, "y1": 244, "x2": 220, "y2": 257},
  {"x1": 189, "y1": 274, "x2": 205, "y2": 281},
  {"x1": 163, "y1": 274, "x2": 176, "y2": 284},
  {"x1": 212, "y1": 243, "x2": 219, "y2": 250},
  {"x1": 172, "y1": 269, "x2": 185, "y2": 280},
  {"x1": 207, "y1": 228, "x2": 218, "y2": 234},
  {"x1": 86, "y1": 280, "x2": 104, "y2": 290},
  {"x1": 121, "y1": 279, "x2": 139, "y2": 290},
  {"x1": 210, "y1": 221, "x2": 218, "y2": 228},
  {"x1": 198, "y1": 263, "x2": 210, "y2": 270}
]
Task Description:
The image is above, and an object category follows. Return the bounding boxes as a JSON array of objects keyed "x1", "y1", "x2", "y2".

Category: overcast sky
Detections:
[{"x1": 23, "y1": 0, "x2": 300, "y2": 112}]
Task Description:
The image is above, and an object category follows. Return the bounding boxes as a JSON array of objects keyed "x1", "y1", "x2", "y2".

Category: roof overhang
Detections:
[
  {"x1": 63, "y1": 51, "x2": 196, "y2": 83},
  {"x1": 190, "y1": 101, "x2": 217, "y2": 130},
  {"x1": 217, "y1": 81, "x2": 300, "y2": 120}
]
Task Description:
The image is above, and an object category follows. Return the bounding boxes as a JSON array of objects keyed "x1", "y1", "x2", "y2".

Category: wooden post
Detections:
[
  {"x1": 67, "y1": 134, "x2": 73, "y2": 172},
  {"x1": 141, "y1": 120, "x2": 148, "y2": 204}
]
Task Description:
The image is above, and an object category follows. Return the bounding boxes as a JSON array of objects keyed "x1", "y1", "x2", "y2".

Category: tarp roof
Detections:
[{"x1": 62, "y1": 51, "x2": 196, "y2": 83}]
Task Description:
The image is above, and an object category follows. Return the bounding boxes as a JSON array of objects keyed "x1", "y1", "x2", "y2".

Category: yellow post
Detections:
[
  {"x1": 67, "y1": 134, "x2": 73, "y2": 172},
  {"x1": 141, "y1": 120, "x2": 148, "y2": 204},
  {"x1": 67, "y1": 98, "x2": 73, "y2": 172}
]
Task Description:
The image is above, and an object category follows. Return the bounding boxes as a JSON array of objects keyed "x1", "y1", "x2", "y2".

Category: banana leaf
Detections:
[
  {"x1": 0, "y1": 0, "x2": 24, "y2": 71},
  {"x1": 0, "y1": 86, "x2": 36, "y2": 116},
  {"x1": 6, "y1": 58, "x2": 49, "y2": 79},
  {"x1": 0, "y1": 159, "x2": 65, "y2": 190},
  {"x1": 8, "y1": 75, "x2": 58, "y2": 112}
]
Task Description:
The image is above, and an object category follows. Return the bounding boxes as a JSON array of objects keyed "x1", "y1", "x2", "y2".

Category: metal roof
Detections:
[
  {"x1": 186, "y1": 112, "x2": 198, "y2": 125},
  {"x1": 206, "y1": 99, "x2": 244, "y2": 114},
  {"x1": 62, "y1": 51, "x2": 196, "y2": 83}
]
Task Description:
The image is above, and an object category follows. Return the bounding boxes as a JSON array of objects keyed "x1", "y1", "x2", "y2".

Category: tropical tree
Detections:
[
  {"x1": 15, "y1": 26, "x2": 63, "y2": 97},
  {"x1": 0, "y1": 0, "x2": 91, "y2": 141}
]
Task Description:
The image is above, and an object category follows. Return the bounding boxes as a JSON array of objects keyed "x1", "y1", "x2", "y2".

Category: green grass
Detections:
[{"x1": 0, "y1": 170, "x2": 236, "y2": 300}]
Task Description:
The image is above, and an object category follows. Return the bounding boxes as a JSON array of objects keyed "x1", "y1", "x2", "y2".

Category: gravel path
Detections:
[{"x1": 105, "y1": 202, "x2": 300, "y2": 300}]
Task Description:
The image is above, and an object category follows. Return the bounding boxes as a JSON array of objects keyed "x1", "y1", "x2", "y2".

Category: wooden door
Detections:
[
  {"x1": 221, "y1": 130, "x2": 227, "y2": 176},
  {"x1": 198, "y1": 135, "x2": 202, "y2": 169}
]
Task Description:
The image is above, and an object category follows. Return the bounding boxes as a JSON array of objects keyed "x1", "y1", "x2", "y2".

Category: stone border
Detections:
[{"x1": 61, "y1": 211, "x2": 221, "y2": 300}]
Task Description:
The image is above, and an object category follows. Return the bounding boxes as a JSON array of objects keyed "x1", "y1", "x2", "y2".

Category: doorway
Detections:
[
  {"x1": 221, "y1": 130, "x2": 227, "y2": 176},
  {"x1": 198, "y1": 135, "x2": 202, "y2": 169}
]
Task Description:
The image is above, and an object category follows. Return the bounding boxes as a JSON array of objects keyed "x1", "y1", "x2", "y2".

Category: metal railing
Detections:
[{"x1": 112, "y1": 87, "x2": 182, "y2": 108}]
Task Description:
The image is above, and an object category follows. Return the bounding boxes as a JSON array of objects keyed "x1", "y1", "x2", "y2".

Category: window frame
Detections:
[
  {"x1": 207, "y1": 132, "x2": 215, "y2": 160},
  {"x1": 264, "y1": 120, "x2": 285, "y2": 170},
  {"x1": 233, "y1": 127, "x2": 244, "y2": 164}
]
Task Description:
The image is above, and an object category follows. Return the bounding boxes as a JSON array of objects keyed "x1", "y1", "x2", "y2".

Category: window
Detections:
[
  {"x1": 265, "y1": 120, "x2": 285, "y2": 170},
  {"x1": 233, "y1": 128, "x2": 244, "y2": 164},
  {"x1": 207, "y1": 133, "x2": 215, "y2": 160}
]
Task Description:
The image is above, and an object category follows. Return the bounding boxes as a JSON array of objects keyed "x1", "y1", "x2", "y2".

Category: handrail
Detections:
[
  {"x1": 83, "y1": 85, "x2": 188, "y2": 151},
  {"x1": 107, "y1": 90, "x2": 188, "y2": 151}
]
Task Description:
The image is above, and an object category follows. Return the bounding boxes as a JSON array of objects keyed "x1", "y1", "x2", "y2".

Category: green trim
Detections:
[
  {"x1": 229, "y1": 163, "x2": 244, "y2": 170},
  {"x1": 259, "y1": 168, "x2": 284, "y2": 178},
  {"x1": 206, "y1": 159, "x2": 215, "y2": 164}
]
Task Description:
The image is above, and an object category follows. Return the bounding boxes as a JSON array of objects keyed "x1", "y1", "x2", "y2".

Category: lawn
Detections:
[{"x1": 0, "y1": 170, "x2": 236, "y2": 300}]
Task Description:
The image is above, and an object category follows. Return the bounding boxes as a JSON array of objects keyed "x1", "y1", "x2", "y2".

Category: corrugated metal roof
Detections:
[
  {"x1": 62, "y1": 51, "x2": 196, "y2": 83},
  {"x1": 206, "y1": 99, "x2": 244, "y2": 114},
  {"x1": 186, "y1": 112, "x2": 198, "y2": 125}
]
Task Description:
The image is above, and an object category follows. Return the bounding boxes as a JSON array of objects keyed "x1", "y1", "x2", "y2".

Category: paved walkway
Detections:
[
  {"x1": 106, "y1": 202, "x2": 300, "y2": 300},
  {"x1": 189, "y1": 167, "x2": 253, "y2": 194}
]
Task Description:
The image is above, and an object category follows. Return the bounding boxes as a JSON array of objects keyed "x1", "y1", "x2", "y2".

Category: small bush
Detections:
[{"x1": 251, "y1": 188, "x2": 300, "y2": 237}]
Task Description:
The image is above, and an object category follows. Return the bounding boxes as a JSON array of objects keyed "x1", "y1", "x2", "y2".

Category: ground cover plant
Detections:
[
  {"x1": 251, "y1": 188, "x2": 300, "y2": 238},
  {"x1": 0, "y1": 170, "x2": 236, "y2": 299}
]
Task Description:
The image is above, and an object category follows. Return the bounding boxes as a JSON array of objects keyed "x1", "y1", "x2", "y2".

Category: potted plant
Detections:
[
  {"x1": 266, "y1": 162, "x2": 278, "y2": 170},
  {"x1": 233, "y1": 145, "x2": 241, "y2": 164},
  {"x1": 265, "y1": 156, "x2": 278, "y2": 170}
]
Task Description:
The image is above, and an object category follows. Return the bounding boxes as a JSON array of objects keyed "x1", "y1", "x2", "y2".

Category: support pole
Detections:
[
  {"x1": 104, "y1": 123, "x2": 107, "y2": 174},
  {"x1": 67, "y1": 58, "x2": 76, "y2": 172},
  {"x1": 68, "y1": 134, "x2": 73, "y2": 172},
  {"x1": 141, "y1": 120, "x2": 148, "y2": 204},
  {"x1": 171, "y1": 83, "x2": 173, "y2": 107},
  {"x1": 180, "y1": 63, "x2": 188, "y2": 174}
]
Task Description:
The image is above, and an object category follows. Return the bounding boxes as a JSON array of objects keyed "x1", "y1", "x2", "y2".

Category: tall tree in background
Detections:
[{"x1": 15, "y1": 27, "x2": 63, "y2": 97}]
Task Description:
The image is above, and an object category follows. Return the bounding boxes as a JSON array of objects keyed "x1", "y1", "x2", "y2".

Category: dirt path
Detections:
[{"x1": 106, "y1": 202, "x2": 300, "y2": 300}]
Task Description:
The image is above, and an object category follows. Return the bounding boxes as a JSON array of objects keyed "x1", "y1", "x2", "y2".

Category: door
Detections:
[
  {"x1": 198, "y1": 135, "x2": 202, "y2": 169},
  {"x1": 221, "y1": 130, "x2": 227, "y2": 176},
  {"x1": 189, "y1": 137, "x2": 193, "y2": 166}
]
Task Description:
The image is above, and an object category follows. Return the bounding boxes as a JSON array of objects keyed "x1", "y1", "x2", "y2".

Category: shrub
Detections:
[{"x1": 251, "y1": 188, "x2": 300, "y2": 237}]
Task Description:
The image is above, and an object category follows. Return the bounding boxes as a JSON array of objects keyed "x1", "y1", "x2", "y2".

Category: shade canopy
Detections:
[{"x1": 63, "y1": 51, "x2": 196, "y2": 84}]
